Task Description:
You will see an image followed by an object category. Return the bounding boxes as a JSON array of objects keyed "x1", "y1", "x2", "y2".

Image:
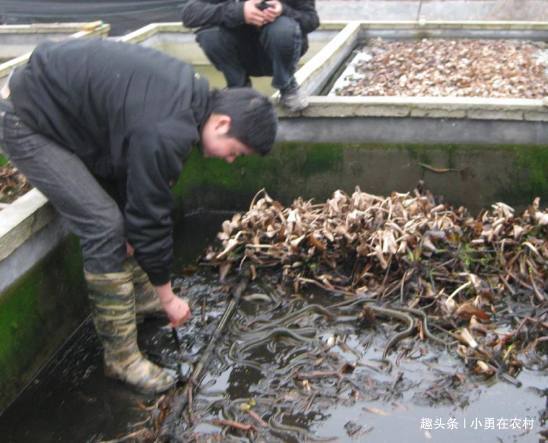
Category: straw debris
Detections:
[{"x1": 204, "y1": 186, "x2": 547, "y2": 376}]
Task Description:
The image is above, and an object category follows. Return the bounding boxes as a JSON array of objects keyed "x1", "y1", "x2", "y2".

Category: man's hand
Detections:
[
  {"x1": 155, "y1": 282, "x2": 192, "y2": 327},
  {"x1": 162, "y1": 296, "x2": 191, "y2": 327},
  {"x1": 244, "y1": 0, "x2": 268, "y2": 27},
  {"x1": 263, "y1": 0, "x2": 283, "y2": 23}
]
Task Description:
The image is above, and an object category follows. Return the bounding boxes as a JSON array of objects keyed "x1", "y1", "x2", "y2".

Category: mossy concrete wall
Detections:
[
  {"x1": 174, "y1": 142, "x2": 548, "y2": 215},
  {"x1": 0, "y1": 237, "x2": 86, "y2": 412}
]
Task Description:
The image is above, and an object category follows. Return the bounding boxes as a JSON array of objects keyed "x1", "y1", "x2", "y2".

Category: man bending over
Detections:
[{"x1": 0, "y1": 38, "x2": 277, "y2": 394}]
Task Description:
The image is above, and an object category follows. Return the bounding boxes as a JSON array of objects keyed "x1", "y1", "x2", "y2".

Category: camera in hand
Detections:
[{"x1": 256, "y1": 0, "x2": 272, "y2": 11}]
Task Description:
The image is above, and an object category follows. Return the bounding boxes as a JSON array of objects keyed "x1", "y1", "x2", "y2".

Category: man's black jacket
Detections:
[
  {"x1": 182, "y1": 0, "x2": 320, "y2": 46},
  {"x1": 10, "y1": 38, "x2": 211, "y2": 286}
]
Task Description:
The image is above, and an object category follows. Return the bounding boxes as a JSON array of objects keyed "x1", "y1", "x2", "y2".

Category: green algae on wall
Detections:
[
  {"x1": 295, "y1": 143, "x2": 344, "y2": 177},
  {"x1": 172, "y1": 142, "x2": 548, "y2": 214},
  {"x1": 0, "y1": 154, "x2": 7, "y2": 167},
  {"x1": 172, "y1": 143, "x2": 345, "y2": 211},
  {"x1": 0, "y1": 237, "x2": 86, "y2": 412},
  {"x1": 508, "y1": 146, "x2": 548, "y2": 203}
]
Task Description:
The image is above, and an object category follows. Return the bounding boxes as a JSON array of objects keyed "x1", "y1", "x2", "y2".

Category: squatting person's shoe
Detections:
[
  {"x1": 85, "y1": 270, "x2": 177, "y2": 394},
  {"x1": 280, "y1": 84, "x2": 309, "y2": 112}
]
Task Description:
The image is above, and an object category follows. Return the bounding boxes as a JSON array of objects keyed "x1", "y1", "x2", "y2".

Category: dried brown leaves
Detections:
[
  {"x1": 204, "y1": 187, "x2": 547, "y2": 375},
  {"x1": 336, "y1": 38, "x2": 548, "y2": 98},
  {"x1": 205, "y1": 188, "x2": 546, "y2": 301},
  {"x1": 0, "y1": 162, "x2": 30, "y2": 207}
]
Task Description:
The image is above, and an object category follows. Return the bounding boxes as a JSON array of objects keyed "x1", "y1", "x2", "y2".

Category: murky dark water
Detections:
[
  {"x1": 168, "y1": 288, "x2": 546, "y2": 443},
  {"x1": 0, "y1": 212, "x2": 545, "y2": 443}
]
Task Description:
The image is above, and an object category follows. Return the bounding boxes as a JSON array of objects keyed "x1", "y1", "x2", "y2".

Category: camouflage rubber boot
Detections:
[
  {"x1": 85, "y1": 270, "x2": 177, "y2": 394},
  {"x1": 124, "y1": 257, "x2": 163, "y2": 317}
]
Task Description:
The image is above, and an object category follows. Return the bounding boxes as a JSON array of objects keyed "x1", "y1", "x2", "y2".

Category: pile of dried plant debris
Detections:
[
  {"x1": 204, "y1": 187, "x2": 547, "y2": 380},
  {"x1": 334, "y1": 38, "x2": 548, "y2": 98},
  {"x1": 0, "y1": 162, "x2": 30, "y2": 208}
]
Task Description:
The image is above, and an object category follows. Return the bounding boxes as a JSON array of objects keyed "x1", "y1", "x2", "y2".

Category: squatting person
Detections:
[
  {"x1": 182, "y1": 0, "x2": 319, "y2": 112},
  {"x1": 0, "y1": 38, "x2": 277, "y2": 394}
]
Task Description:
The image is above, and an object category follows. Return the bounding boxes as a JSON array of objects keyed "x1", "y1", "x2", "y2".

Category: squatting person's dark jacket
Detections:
[
  {"x1": 9, "y1": 38, "x2": 211, "y2": 286},
  {"x1": 182, "y1": 0, "x2": 320, "y2": 51}
]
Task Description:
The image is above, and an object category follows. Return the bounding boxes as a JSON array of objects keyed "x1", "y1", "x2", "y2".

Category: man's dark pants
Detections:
[
  {"x1": 0, "y1": 97, "x2": 127, "y2": 275},
  {"x1": 196, "y1": 16, "x2": 304, "y2": 90}
]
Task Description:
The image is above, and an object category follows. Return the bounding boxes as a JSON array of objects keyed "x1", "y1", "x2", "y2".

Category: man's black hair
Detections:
[{"x1": 210, "y1": 88, "x2": 278, "y2": 156}]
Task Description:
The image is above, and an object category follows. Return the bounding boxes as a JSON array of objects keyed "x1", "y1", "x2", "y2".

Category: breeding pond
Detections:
[{"x1": 0, "y1": 206, "x2": 545, "y2": 443}]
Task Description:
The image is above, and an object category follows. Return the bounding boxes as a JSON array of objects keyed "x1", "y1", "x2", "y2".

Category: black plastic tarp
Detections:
[{"x1": 0, "y1": 1, "x2": 187, "y2": 35}]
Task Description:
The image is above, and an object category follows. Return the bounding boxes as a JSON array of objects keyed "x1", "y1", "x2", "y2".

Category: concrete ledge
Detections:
[
  {"x1": 0, "y1": 22, "x2": 107, "y2": 34},
  {"x1": 344, "y1": 19, "x2": 548, "y2": 41},
  {"x1": 277, "y1": 115, "x2": 548, "y2": 145},
  {"x1": 117, "y1": 21, "x2": 346, "y2": 44},
  {"x1": 420, "y1": 2, "x2": 548, "y2": 22},
  {"x1": 117, "y1": 24, "x2": 210, "y2": 65},
  {"x1": 0, "y1": 22, "x2": 111, "y2": 79},
  {"x1": 281, "y1": 96, "x2": 548, "y2": 122},
  {"x1": 0, "y1": 215, "x2": 67, "y2": 295},
  {"x1": 357, "y1": 20, "x2": 548, "y2": 30},
  {"x1": 317, "y1": 0, "x2": 548, "y2": 22},
  {"x1": 295, "y1": 22, "x2": 361, "y2": 97},
  {"x1": 0, "y1": 189, "x2": 56, "y2": 263},
  {"x1": 116, "y1": 23, "x2": 176, "y2": 44},
  {"x1": 351, "y1": 20, "x2": 548, "y2": 40}
]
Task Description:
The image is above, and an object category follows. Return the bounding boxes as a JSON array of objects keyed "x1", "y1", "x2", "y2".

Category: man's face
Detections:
[{"x1": 201, "y1": 114, "x2": 254, "y2": 164}]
